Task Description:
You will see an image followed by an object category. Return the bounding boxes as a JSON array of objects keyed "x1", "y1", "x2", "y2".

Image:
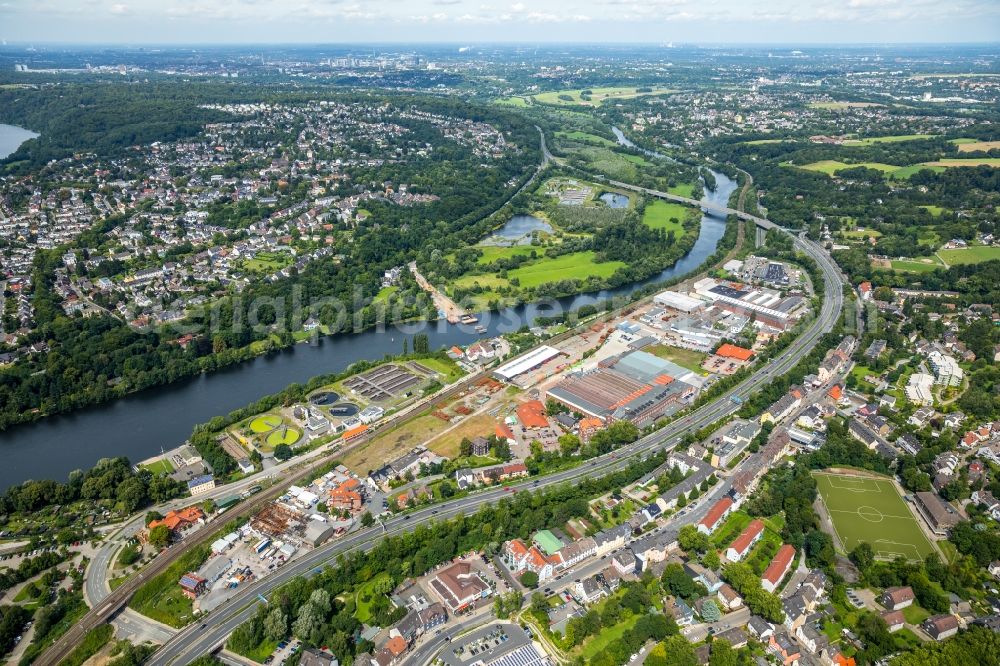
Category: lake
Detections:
[
  {"x1": 482, "y1": 214, "x2": 553, "y2": 246},
  {"x1": 0, "y1": 124, "x2": 39, "y2": 159},
  {"x1": 0, "y1": 169, "x2": 736, "y2": 490}
]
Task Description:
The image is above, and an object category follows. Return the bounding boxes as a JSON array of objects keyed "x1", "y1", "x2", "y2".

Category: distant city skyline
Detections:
[{"x1": 2, "y1": 0, "x2": 999, "y2": 45}]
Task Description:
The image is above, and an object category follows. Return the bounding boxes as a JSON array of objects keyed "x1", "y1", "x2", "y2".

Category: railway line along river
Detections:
[{"x1": 0, "y1": 167, "x2": 736, "y2": 489}]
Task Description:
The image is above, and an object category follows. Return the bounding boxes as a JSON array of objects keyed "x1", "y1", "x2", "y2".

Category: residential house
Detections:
[
  {"x1": 762, "y1": 544, "x2": 796, "y2": 593},
  {"x1": 612, "y1": 550, "x2": 637, "y2": 576},
  {"x1": 881, "y1": 610, "x2": 905, "y2": 633},
  {"x1": 698, "y1": 497, "x2": 734, "y2": 535},
  {"x1": 973, "y1": 490, "x2": 1000, "y2": 521},
  {"x1": 630, "y1": 531, "x2": 676, "y2": 571},
  {"x1": 187, "y1": 474, "x2": 216, "y2": 496},
  {"x1": 782, "y1": 592, "x2": 809, "y2": 633},
  {"x1": 299, "y1": 648, "x2": 339, "y2": 666},
  {"x1": 178, "y1": 573, "x2": 207, "y2": 599},
  {"x1": 666, "y1": 597, "x2": 694, "y2": 626},
  {"x1": 685, "y1": 561, "x2": 724, "y2": 593},
  {"x1": 575, "y1": 576, "x2": 607, "y2": 605},
  {"x1": 896, "y1": 434, "x2": 922, "y2": 456},
  {"x1": 148, "y1": 506, "x2": 205, "y2": 535},
  {"x1": 761, "y1": 392, "x2": 802, "y2": 425},
  {"x1": 922, "y1": 614, "x2": 960, "y2": 641},
  {"x1": 717, "y1": 583, "x2": 743, "y2": 611},
  {"x1": 725, "y1": 519, "x2": 764, "y2": 562},
  {"x1": 504, "y1": 539, "x2": 556, "y2": 583},
  {"x1": 594, "y1": 524, "x2": 632, "y2": 555},
  {"x1": 796, "y1": 622, "x2": 828, "y2": 654},
  {"x1": 881, "y1": 586, "x2": 915, "y2": 611},
  {"x1": 747, "y1": 615, "x2": 774, "y2": 641},
  {"x1": 767, "y1": 632, "x2": 802, "y2": 666},
  {"x1": 908, "y1": 406, "x2": 937, "y2": 428},
  {"x1": 715, "y1": 627, "x2": 748, "y2": 650}
]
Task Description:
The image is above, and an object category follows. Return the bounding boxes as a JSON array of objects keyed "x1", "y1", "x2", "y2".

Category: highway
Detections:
[{"x1": 146, "y1": 213, "x2": 843, "y2": 665}]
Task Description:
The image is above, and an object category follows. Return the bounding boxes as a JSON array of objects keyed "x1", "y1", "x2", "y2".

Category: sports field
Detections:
[
  {"x1": 937, "y1": 246, "x2": 1000, "y2": 266},
  {"x1": 814, "y1": 471, "x2": 936, "y2": 561}
]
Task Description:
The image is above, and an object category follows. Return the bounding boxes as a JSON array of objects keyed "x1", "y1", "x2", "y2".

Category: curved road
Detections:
[{"x1": 146, "y1": 212, "x2": 843, "y2": 665}]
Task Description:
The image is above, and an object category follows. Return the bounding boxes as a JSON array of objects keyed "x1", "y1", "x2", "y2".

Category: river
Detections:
[
  {"x1": 0, "y1": 124, "x2": 39, "y2": 159},
  {"x1": 0, "y1": 150, "x2": 736, "y2": 489}
]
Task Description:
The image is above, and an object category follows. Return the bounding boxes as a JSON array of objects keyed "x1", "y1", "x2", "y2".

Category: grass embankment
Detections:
[
  {"x1": 129, "y1": 545, "x2": 210, "y2": 628},
  {"x1": 60, "y1": 624, "x2": 113, "y2": 666}
]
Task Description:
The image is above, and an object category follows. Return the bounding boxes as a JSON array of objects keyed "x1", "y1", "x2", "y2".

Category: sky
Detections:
[{"x1": 2, "y1": 0, "x2": 999, "y2": 45}]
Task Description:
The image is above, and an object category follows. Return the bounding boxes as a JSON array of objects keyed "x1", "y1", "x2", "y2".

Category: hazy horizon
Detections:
[{"x1": 3, "y1": 0, "x2": 999, "y2": 45}]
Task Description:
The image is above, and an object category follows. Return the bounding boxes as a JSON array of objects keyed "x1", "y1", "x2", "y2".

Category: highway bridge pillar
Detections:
[{"x1": 755, "y1": 224, "x2": 767, "y2": 248}]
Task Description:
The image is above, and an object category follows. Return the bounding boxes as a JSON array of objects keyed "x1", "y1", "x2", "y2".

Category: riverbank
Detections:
[
  {"x1": 0, "y1": 124, "x2": 39, "y2": 160},
  {"x1": 0, "y1": 170, "x2": 735, "y2": 490}
]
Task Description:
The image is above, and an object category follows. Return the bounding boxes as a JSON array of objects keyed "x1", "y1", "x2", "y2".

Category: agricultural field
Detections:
[
  {"x1": 641, "y1": 200, "x2": 695, "y2": 236},
  {"x1": 839, "y1": 229, "x2": 882, "y2": 240},
  {"x1": 814, "y1": 471, "x2": 936, "y2": 561},
  {"x1": 841, "y1": 134, "x2": 935, "y2": 145},
  {"x1": 534, "y1": 86, "x2": 675, "y2": 107},
  {"x1": 791, "y1": 159, "x2": 986, "y2": 179},
  {"x1": 937, "y1": 246, "x2": 1000, "y2": 266},
  {"x1": 494, "y1": 96, "x2": 530, "y2": 107},
  {"x1": 921, "y1": 158, "x2": 1000, "y2": 168},
  {"x1": 798, "y1": 160, "x2": 901, "y2": 176},
  {"x1": 953, "y1": 139, "x2": 1000, "y2": 153}
]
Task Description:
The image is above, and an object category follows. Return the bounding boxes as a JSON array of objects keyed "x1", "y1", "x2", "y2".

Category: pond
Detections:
[
  {"x1": 599, "y1": 192, "x2": 630, "y2": 209},
  {"x1": 482, "y1": 214, "x2": 553, "y2": 246}
]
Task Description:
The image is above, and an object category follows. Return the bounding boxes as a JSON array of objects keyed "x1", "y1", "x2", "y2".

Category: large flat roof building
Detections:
[
  {"x1": 493, "y1": 345, "x2": 562, "y2": 382},
  {"x1": 546, "y1": 350, "x2": 695, "y2": 425}
]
